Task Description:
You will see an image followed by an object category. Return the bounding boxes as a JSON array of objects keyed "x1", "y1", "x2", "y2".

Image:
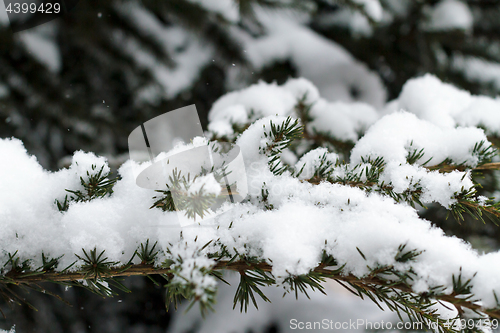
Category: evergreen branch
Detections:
[
  {"x1": 0, "y1": 243, "x2": 488, "y2": 328},
  {"x1": 488, "y1": 136, "x2": 500, "y2": 148},
  {"x1": 426, "y1": 161, "x2": 500, "y2": 173},
  {"x1": 455, "y1": 199, "x2": 500, "y2": 224},
  {"x1": 333, "y1": 0, "x2": 379, "y2": 26},
  {"x1": 56, "y1": 165, "x2": 117, "y2": 212},
  {"x1": 238, "y1": 0, "x2": 313, "y2": 17},
  {"x1": 156, "y1": 0, "x2": 249, "y2": 67},
  {"x1": 4, "y1": 260, "x2": 500, "y2": 322},
  {"x1": 150, "y1": 168, "x2": 224, "y2": 220},
  {"x1": 294, "y1": 93, "x2": 314, "y2": 125},
  {"x1": 449, "y1": 187, "x2": 500, "y2": 224},
  {"x1": 261, "y1": 117, "x2": 304, "y2": 175},
  {"x1": 0, "y1": 240, "x2": 491, "y2": 328},
  {"x1": 301, "y1": 150, "x2": 500, "y2": 224},
  {"x1": 150, "y1": 189, "x2": 176, "y2": 212},
  {"x1": 260, "y1": 185, "x2": 275, "y2": 210},
  {"x1": 135, "y1": 240, "x2": 159, "y2": 265},
  {"x1": 263, "y1": 117, "x2": 304, "y2": 154},
  {"x1": 308, "y1": 172, "x2": 500, "y2": 224},
  {"x1": 75, "y1": 248, "x2": 120, "y2": 281},
  {"x1": 304, "y1": 130, "x2": 356, "y2": 159},
  {"x1": 406, "y1": 145, "x2": 432, "y2": 166},
  {"x1": 425, "y1": 141, "x2": 497, "y2": 173},
  {"x1": 475, "y1": 162, "x2": 500, "y2": 171},
  {"x1": 282, "y1": 272, "x2": 327, "y2": 299},
  {"x1": 234, "y1": 269, "x2": 275, "y2": 312},
  {"x1": 293, "y1": 95, "x2": 356, "y2": 159},
  {"x1": 165, "y1": 264, "x2": 217, "y2": 316}
]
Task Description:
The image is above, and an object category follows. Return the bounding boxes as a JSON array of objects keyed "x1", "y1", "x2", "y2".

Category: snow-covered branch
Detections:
[{"x1": 1, "y1": 76, "x2": 500, "y2": 331}]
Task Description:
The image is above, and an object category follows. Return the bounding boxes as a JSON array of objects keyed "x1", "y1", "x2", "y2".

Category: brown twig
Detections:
[
  {"x1": 3, "y1": 261, "x2": 500, "y2": 319},
  {"x1": 475, "y1": 162, "x2": 500, "y2": 170},
  {"x1": 426, "y1": 162, "x2": 500, "y2": 173},
  {"x1": 461, "y1": 200, "x2": 500, "y2": 219}
]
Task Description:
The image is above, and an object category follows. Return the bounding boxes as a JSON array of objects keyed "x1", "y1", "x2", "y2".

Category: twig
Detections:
[{"x1": 3, "y1": 261, "x2": 500, "y2": 319}]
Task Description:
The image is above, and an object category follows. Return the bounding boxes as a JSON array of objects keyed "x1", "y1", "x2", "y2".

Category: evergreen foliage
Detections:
[
  {"x1": 1, "y1": 105, "x2": 500, "y2": 332},
  {"x1": 2, "y1": 0, "x2": 500, "y2": 332}
]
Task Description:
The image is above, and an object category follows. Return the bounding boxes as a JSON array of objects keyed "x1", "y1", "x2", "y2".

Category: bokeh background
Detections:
[{"x1": 1, "y1": 0, "x2": 500, "y2": 332}]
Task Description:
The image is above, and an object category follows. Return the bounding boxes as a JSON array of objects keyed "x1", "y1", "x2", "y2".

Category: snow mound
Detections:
[{"x1": 386, "y1": 74, "x2": 500, "y2": 136}]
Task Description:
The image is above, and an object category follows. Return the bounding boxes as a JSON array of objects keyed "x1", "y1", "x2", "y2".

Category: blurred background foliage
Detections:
[{"x1": 1, "y1": 0, "x2": 500, "y2": 332}]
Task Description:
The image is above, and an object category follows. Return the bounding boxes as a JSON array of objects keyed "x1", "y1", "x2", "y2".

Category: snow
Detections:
[
  {"x1": 210, "y1": 167, "x2": 484, "y2": 300},
  {"x1": 308, "y1": 99, "x2": 379, "y2": 141},
  {"x1": 0, "y1": 327, "x2": 15, "y2": 333},
  {"x1": 351, "y1": 111, "x2": 488, "y2": 167},
  {"x1": 115, "y1": 1, "x2": 385, "y2": 105},
  {"x1": 0, "y1": 139, "x2": 91, "y2": 268},
  {"x1": 0, "y1": 83, "x2": 9, "y2": 98},
  {"x1": 209, "y1": 78, "x2": 379, "y2": 142},
  {"x1": 386, "y1": 74, "x2": 500, "y2": 136},
  {"x1": 1, "y1": 74, "x2": 500, "y2": 320},
  {"x1": 165, "y1": 239, "x2": 218, "y2": 299},
  {"x1": 70, "y1": 150, "x2": 110, "y2": 179},
  {"x1": 188, "y1": 174, "x2": 222, "y2": 196},
  {"x1": 0, "y1": 0, "x2": 9, "y2": 27},
  {"x1": 116, "y1": 2, "x2": 213, "y2": 98},
  {"x1": 209, "y1": 80, "x2": 297, "y2": 130},
  {"x1": 0, "y1": 130, "x2": 495, "y2": 307},
  {"x1": 154, "y1": 136, "x2": 209, "y2": 162},
  {"x1": 227, "y1": 113, "x2": 477, "y2": 279},
  {"x1": 4, "y1": 0, "x2": 387, "y2": 109},
  {"x1": 294, "y1": 147, "x2": 339, "y2": 180},
  {"x1": 352, "y1": 0, "x2": 383, "y2": 22},
  {"x1": 233, "y1": 10, "x2": 387, "y2": 108},
  {"x1": 452, "y1": 54, "x2": 500, "y2": 91},
  {"x1": 424, "y1": 0, "x2": 473, "y2": 32},
  {"x1": 208, "y1": 79, "x2": 311, "y2": 139},
  {"x1": 17, "y1": 22, "x2": 61, "y2": 73},
  {"x1": 383, "y1": 0, "x2": 412, "y2": 18},
  {"x1": 322, "y1": 8, "x2": 375, "y2": 37},
  {"x1": 319, "y1": 0, "x2": 383, "y2": 38},
  {"x1": 281, "y1": 77, "x2": 320, "y2": 104},
  {"x1": 187, "y1": 0, "x2": 239, "y2": 22},
  {"x1": 429, "y1": 300, "x2": 459, "y2": 321},
  {"x1": 350, "y1": 111, "x2": 487, "y2": 207},
  {"x1": 386, "y1": 161, "x2": 474, "y2": 208}
]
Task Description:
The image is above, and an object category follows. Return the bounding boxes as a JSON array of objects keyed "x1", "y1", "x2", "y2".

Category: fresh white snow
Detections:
[
  {"x1": 1, "y1": 75, "x2": 499, "y2": 322},
  {"x1": 385, "y1": 74, "x2": 500, "y2": 136},
  {"x1": 423, "y1": 0, "x2": 473, "y2": 32}
]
